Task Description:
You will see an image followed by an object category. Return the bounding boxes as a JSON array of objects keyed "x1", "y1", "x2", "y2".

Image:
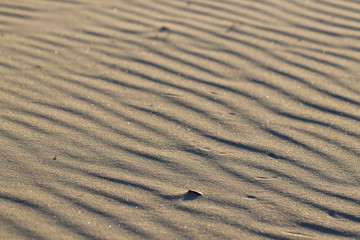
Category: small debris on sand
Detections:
[
  {"x1": 158, "y1": 26, "x2": 170, "y2": 33},
  {"x1": 188, "y1": 189, "x2": 203, "y2": 195}
]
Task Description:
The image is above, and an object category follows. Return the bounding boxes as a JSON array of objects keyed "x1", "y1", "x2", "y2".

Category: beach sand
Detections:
[{"x1": 1, "y1": 0, "x2": 360, "y2": 239}]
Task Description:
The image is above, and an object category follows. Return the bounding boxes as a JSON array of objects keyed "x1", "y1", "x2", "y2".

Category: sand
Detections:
[{"x1": 1, "y1": 0, "x2": 360, "y2": 239}]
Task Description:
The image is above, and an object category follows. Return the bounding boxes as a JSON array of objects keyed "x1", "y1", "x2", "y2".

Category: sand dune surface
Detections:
[{"x1": 1, "y1": 0, "x2": 360, "y2": 239}]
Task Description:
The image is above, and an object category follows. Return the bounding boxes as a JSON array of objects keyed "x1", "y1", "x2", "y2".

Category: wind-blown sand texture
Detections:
[{"x1": 1, "y1": 0, "x2": 360, "y2": 239}]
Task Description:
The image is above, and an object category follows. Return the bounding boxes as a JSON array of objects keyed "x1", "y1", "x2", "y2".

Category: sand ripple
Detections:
[{"x1": 1, "y1": 0, "x2": 360, "y2": 239}]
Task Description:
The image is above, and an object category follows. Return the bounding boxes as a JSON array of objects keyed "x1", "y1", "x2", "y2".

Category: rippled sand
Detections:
[{"x1": 1, "y1": 1, "x2": 360, "y2": 239}]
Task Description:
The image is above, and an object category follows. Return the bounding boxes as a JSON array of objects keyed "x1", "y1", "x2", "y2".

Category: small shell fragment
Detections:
[{"x1": 188, "y1": 189, "x2": 203, "y2": 195}]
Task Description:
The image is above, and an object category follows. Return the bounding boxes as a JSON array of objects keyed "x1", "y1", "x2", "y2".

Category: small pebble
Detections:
[{"x1": 158, "y1": 26, "x2": 170, "y2": 32}]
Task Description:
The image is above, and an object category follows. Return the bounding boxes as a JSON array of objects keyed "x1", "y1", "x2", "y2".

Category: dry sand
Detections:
[{"x1": 1, "y1": 0, "x2": 360, "y2": 239}]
